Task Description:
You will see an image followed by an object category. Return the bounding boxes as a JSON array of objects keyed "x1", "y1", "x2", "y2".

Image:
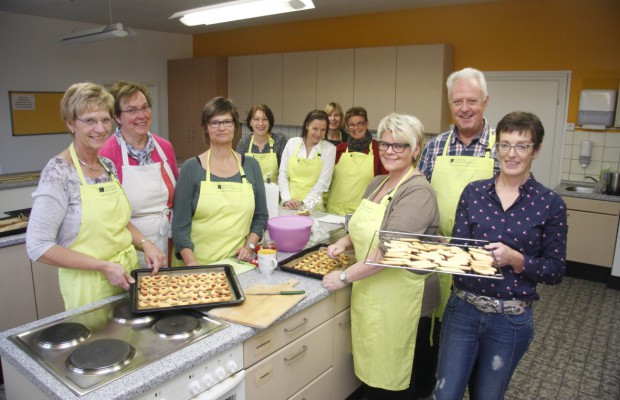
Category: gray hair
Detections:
[
  {"x1": 446, "y1": 67, "x2": 488, "y2": 99},
  {"x1": 377, "y1": 113, "x2": 425, "y2": 162}
]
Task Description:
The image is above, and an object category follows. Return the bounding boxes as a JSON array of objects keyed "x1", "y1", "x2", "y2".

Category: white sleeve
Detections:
[
  {"x1": 278, "y1": 137, "x2": 296, "y2": 202},
  {"x1": 305, "y1": 141, "x2": 336, "y2": 202}
]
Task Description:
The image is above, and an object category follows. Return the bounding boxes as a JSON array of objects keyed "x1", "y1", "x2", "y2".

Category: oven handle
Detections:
[{"x1": 191, "y1": 370, "x2": 246, "y2": 400}]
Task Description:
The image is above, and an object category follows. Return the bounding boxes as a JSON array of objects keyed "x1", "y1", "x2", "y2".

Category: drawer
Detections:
[
  {"x1": 562, "y1": 196, "x2": 620, "y2": 215},
  {"x1": 244, "y1": 294, "x2": 335, "y2": 368},
  {"x1": 335, "y1": 284, "x2": 351, "y2": 314},
  {"x1": 332, "y1": 308, "x2": 360, "y2": 400},
  {"x1": 245, "y1": 318, "x2": 335, "y2": 400},
  {"x1": 288, "y1": 367, "x2": 333, "y2": 400}
]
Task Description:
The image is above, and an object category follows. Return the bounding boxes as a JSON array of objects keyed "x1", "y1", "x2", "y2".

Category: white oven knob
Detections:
[
  {"x1": 215, "y1": 366, "x2": 227, "y2": 381},
  {"x1": 189, "y1": 380, "x2": 203, "y2": 396},
  {"x1": 201, "y1": 372, "x2": 215, "y2": 388},
  {"x1": 226, "y1": 359, "x2": 239, "y2": 373}
]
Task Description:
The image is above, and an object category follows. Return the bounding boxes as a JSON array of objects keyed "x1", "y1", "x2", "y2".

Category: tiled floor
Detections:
[{"x1": 1, "y1": 278, "x2": 619, "y2": 400}]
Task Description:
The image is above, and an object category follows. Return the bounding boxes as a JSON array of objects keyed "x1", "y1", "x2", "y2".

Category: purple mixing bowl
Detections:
[{"x1": 267, "y1": 216, "x2": 314, "y2": 252}]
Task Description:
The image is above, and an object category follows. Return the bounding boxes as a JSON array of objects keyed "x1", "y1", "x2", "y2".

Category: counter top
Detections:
[
  {"x1": 0, "y1": 172, "x2": 40, "y2": 190},
  {"x1": 0, "y1": 232, "x2": 26, "y2": 249},
  {"x1": 554, "y1": 180, "x2": 620, "y2": 203}
]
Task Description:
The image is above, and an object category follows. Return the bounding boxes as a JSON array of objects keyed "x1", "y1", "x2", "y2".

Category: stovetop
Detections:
[{"x1": 9, "y1": 297, "x2": 229, "y2": 397}]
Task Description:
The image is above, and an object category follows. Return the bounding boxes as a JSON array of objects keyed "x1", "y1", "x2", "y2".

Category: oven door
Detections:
[{"x1": 192, "y1": 370, "x2": 246, "y2": 400}]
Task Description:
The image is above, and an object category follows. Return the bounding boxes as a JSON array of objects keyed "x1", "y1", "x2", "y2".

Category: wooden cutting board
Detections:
[{"x1": 207, "y1": 279, "x2": 305, "y2": 329}]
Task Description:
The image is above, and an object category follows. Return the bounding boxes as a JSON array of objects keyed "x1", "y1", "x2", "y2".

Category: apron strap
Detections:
[
  {"x1": 249, "y1": 135, "x2": 275, "y2": 153},
  {"x1": 69, "y1": 143, "x2": 112, "y2": 186},
  {"x1": 205, "y1": 150, "x2": 248, "y2": 183}
]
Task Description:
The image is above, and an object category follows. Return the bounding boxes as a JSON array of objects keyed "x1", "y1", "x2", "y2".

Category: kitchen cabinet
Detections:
[
  {"x1": 253, "y1": 54, "x2": 283, "y2": 126},
  {"x1": 228, "y1": 55, "x2": 253, "y2": 121},
  {"x1": 332, "y1": 308, "x2": 360, "y2": 400},
  {"x1": 354, "y1": 47, "x2": 397, "y2": 130},
  {"x1": 167, "y1": 56, "x2": 228, "y2": 159},
  {"x1": 283, "y1": 51, "x2": 317, "y2": 125},
  {"x1": 31, "y1": 259, "x2": 64, "y2": 319},
  {"x1": 289, "y1": 367, "x2": 333, "y2": 400},
  {"x1": 395, "y1": 44, "x2": 454, "y2": 134},
  {"x1": 316, "y1": 49, "x2": 355, "y2": 114},
  {"x1": 563, "y1": 196, "x2": 620, "y2": 267},
  {"x1": 0, "y1": 244, "x2": 37, "y2": 331}
]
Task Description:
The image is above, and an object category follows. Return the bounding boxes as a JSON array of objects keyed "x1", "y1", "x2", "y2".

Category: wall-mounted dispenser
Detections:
[
  {"x1": 578, "y1": 90, "x2": 617, "y2": 129},
  {"x1": 580, "y1": 139, "x2": 593, "y2": 168}
]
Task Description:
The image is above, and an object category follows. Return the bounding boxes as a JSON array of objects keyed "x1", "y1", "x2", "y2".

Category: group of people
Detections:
[{"x1": 25, "y1": 66, "x2": 568, "y2": 400}]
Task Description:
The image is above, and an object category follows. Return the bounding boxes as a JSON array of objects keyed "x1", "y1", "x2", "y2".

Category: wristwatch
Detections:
[
  {"x1": 339, "y1": 270, "x2": 350, "y2": 285},
  {"x1": 246, "y1": 242, "x2": 256, "y2": 251}
]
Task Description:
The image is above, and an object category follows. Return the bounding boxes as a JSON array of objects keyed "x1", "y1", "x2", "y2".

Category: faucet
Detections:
[{"x1": 585, "y1": 176, "x2": 598, "y2": 183}]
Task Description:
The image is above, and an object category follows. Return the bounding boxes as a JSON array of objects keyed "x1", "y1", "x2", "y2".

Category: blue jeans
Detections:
[{"x1": 433, "y1": 293, "x2": 534, "y2": 400}]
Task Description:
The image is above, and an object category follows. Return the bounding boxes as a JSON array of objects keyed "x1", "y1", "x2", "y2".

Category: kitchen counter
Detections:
[
  {"x1": 0, "y1": 172, "x2": 40, "y2": 190},
  {"x1": 0, "y1": 232, "x2": 26, "y2": 249},
  {"x1": 554, "y1": 180, "x2": 620, "y2": 202},
  {"x1": 0, "y1": 211, "x2": 346, "y2": 400}
]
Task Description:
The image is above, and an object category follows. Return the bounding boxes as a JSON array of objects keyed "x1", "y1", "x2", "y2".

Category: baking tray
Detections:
[
  {"x1": 0, "y1": 215, "x2": 28, "y2": 238},
  {"x1": 3, "y1": 207, "x2": 32, "y2": 218},
  {"x1": 279, "y1": 243, "x2": 356, "y2": 280},
  {"x1": 130, "y1": 265, "x2": 245, "y2": 313},
  {"x1": 365, "y1": 230, "x2": 504, "y2": 280}
]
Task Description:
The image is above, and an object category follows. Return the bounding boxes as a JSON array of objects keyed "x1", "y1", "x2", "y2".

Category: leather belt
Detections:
[{"x1": 453, "y1": 287, "x2": 531, "y2": 316}]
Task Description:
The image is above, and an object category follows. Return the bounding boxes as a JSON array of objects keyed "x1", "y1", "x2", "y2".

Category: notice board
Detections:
[{"x1": 9, "y1": 91, "x2": 67, "y2": 136}]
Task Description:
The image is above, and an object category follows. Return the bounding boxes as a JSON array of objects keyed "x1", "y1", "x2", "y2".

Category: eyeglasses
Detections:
[
  {"x1": 378, "y1": 141, "x2": 410, "y2": 153},
  {"x1": 347, "y1": 121, "x2": 366, "y2": 130},
  {"x1": 120, "y1": 104, "x2": 151, "y2": 116},
  {"x1": 76, "y1": 117, "x2": 113, "y2": 127},
  {"x1": 208, "y1": 119, "x2": 235, "y2": 129},
  {"x1": 498, "y1": 142, "x2": 534, "y2": 154}
]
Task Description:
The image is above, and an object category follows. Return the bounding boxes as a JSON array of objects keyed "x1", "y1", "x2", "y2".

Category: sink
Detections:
[{"x1": 565, "y1": 186, "x2": 595, "y2": 194}]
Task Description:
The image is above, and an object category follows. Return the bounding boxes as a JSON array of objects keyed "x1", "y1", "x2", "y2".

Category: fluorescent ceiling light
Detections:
[
  {"x1": 60, "y1": 23, "x2": 136, "y2": 44},
  {"x1": 170, "y1": 0, "x2": 315, "y2": 27}
]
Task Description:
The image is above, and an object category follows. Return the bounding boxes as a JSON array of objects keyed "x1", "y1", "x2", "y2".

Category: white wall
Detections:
[{"x1": 0, "y1": 11, "x2": 192, "y2": 174}]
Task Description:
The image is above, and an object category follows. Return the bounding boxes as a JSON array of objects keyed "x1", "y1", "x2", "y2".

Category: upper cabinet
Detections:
[{"x1": 226, "y1": 44, "x2": 453, "y2": 133}]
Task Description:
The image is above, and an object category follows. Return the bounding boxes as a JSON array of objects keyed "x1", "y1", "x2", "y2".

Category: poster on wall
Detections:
[{"x1": 9, "y1": 91, "x2": 67, "y2": 136}]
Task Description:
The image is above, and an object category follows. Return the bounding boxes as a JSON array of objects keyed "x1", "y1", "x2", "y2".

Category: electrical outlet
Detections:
[{"x1": 565, "y1": 122, "x2": 575, "y2": 130}]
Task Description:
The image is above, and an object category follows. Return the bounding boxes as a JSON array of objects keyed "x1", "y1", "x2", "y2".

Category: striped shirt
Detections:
[{"x1": 418, "y1": 119, "x2": 499, "y2": 181}]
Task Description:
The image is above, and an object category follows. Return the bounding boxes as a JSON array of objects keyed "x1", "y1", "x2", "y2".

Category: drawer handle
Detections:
[
  {"x1": 284, "y1": 317, "x2": 308, "y2": 333},
  {"x1": 284, "y1": 345, "x2": 308, "y2": 362},
  {"x1": 338, "y1": 319, "x2": 351, "y2": 327}
]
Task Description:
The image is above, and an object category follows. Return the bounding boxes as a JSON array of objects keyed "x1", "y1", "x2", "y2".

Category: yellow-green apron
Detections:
[
  {"x1": 349, "y1": 167, "x2": 427, "y2": 391},
  {"x1": 287, "y1": 140, "x2": 325, "y2": 210},
  {"x1": 60, "y1": 143, "x2": 138, "y2": 311},
  {"x1": 246, "y1": 135, "x2": 278, "y2": 184},
  {"x1": 326, "y1": 143, "x2": 374, "y2": 216},
  {"x1": 430, "y1": 131, "x2": 496, "y2": 319},
  {"x1": 174, "y1": 150, "x2": 255, "y2": 266}
]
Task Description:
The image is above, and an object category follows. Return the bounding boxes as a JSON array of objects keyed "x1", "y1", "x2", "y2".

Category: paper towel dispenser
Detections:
[{"x1": 578, "y1": 89, "x2": 617, "y2": 128}]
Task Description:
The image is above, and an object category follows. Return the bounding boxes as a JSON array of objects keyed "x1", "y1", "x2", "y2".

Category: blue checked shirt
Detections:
[{"x1": 418, "y1": 119, "x2": 500, "y2": 181}]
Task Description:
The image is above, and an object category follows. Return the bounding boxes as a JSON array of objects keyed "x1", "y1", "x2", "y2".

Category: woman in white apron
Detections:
[
  {"x1": 278, "y1": 110, "x2": 336, "y2": 211},
  {"x1": 171, "y1": 97, "x2": 268, "y2": 266},
  {"x1": 324, "y1": 102, "x2": 349, "y2": 146},
  {"x1": 100, "y1": 81, "x2": 178, "y2": 268},
  {"x1": 26, "y1": 83, "x2": 165, "y2": 310},
  {"x1": 322, "y1": 113, "x2": 440, "y2": 399},
  {"x1": 236, "y1": 104, "x2": 287, "y2": 183},
  {"x1": 325, "y1": 106, "x2": 387, "y2": 216}
]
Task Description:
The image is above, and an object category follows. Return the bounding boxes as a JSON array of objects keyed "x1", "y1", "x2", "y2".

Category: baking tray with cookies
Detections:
[
  {"x1": 364, "y1": 230, "x2": 504, "y2": 280},
  {"x1": 279, "y1": 243, "x2": 356, "y2": 280},
  {"x1": 129, "y1": 265, "x2": 246, "y2": 313}
]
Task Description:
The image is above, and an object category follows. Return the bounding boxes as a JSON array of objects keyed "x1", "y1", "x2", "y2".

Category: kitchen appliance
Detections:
[
  {"x1": 267, "y1": 215, "x2": 313, "y2": 252},
  {"x1": 8, "y1": 297, "x2": 236, "y2": 398},
  {"x1": 608, "y1": 173, "x2": 620, "y2": 195}
]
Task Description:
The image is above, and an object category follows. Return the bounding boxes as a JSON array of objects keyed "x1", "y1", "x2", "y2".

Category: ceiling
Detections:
[{"x1": 0, "y1": 0, "x2": 499, "y2": 35}]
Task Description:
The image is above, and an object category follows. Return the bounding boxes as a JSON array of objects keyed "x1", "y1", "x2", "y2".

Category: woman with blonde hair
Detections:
[{"x1": 324, "y1": 102, "x2": 348, "y2": 146}]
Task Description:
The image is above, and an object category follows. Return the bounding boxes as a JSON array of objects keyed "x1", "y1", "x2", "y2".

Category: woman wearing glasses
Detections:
[
  {"x1": 434, "y1": 112, "x2": 567, "y2": 400},
  {"x1": 26, "y1": 83, "x2": 165, "y2": 310},
  {"x1": 324, "y1": 102, "x2": 349, "y2": 146},
  {"x1": 235, "y1": 104, "x2": 287, "y2": 183},
  {"x1": 279, "y1": 110, "x2": 336, "y2": 210},
  {"x1": 100, "y1": 81, "x2": 179, "y2": 268},
  {"x1": 325, "y1": 106, "x2": 387, "y2": 216},
  {"x1": 322, "y1": 113, "x2": 440, "y2": 399},
  {"x1": 172, "y1": 97, "x2": 268, "y2": 265}
]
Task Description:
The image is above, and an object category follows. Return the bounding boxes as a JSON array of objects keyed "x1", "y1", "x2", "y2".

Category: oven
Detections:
[{"x1": 6, "y1": 297, "x2": 245, "y2": 399}]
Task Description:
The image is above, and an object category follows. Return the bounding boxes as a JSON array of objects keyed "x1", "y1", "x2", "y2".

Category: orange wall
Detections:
[{"x1": 193, "y1": 0, "x2": 620, "y2": 123}]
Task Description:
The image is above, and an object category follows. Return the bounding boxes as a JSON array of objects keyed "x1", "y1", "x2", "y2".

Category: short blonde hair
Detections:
[
  {"x1": 377, "y1": 113, "x2": 425, "y2": 163},
  {"x1": 324, "y1": 102, "x2": 345, "y2": 130},
  {"x1": 60, "y1": 82, "x2": 114, "y2": 123}
]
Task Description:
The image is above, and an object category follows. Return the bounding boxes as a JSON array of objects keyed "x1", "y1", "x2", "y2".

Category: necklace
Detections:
[{"x1": 77, "y1": 156, "x2": 101, "y2": 172}]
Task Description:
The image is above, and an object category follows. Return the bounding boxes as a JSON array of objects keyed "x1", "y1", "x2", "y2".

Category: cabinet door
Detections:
[
  {"x1": 0, "y1": 244, "x2": 37, "y2": 331},
  {"x1": 288, "y1": 367, "x2": 333, "y2": 400},
  {"x1": 395, "y1": 44, "x2": 453, "y2": 134},
  {"x1": 229, "y1": 55, "x2": 253, "y2": 122},
  {"x1": 283, "y1": 51, "x2": 317, "y2": 125},
  {"x1": 31, "y1": 259, "x2": 64, "y2": 318},
  {"x1": 253, "y1": 54, "x2": 283, "y2": 125},
  {"x1": 332, "y1": 308, "x2": 360, "y2": 400},
  {"x1": 566, "y1": 209, "x2": 618, "y2": 267},
  {"x1": 168, "y1": 58, "x2": 195, "y2": 160},
  {"x1": 245, "y1": 318, "x2": 335, "y2": 400},
  {"x1": 354, "y1": 47, "x2": 397, "y2": 130},
  {"x1": 316, "y1": 49, "x2": 354, "y2": 113}
]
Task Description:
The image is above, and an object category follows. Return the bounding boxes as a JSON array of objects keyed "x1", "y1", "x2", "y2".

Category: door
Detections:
[{"x1": 484, "y1": 71, "x2": 570, "y2": 188}]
